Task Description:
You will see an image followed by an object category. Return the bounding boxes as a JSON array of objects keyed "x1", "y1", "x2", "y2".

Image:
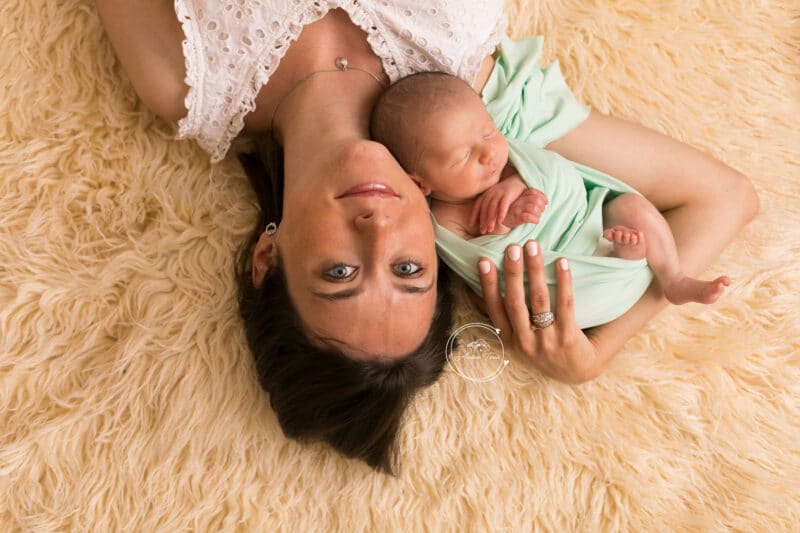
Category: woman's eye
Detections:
[
  {"x1": 324, "y1": 264, "x2": 357, "y2": 281},
  {"x1": 393, "y1": 261, "x2": 423, "y2": 277}
]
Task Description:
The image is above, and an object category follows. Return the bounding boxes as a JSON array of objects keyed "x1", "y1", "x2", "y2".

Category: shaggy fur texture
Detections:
[{"x1": 2, "y1": 0, "x2": 798, "y2": 530}]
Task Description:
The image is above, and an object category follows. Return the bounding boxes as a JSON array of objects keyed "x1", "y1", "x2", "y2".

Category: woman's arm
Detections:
[
  {"x1": 95, "y1": 0, "x2": 187, "y2": 121},
  {"x1": 546, "y1": 110, "x2": 759, "y2": 252},
  {"x1": 552, "y1": 111, "x2": 758, "y2": 375},
  {"x1": 478, "y1": 110, "x2": 759, "y2": 383}
]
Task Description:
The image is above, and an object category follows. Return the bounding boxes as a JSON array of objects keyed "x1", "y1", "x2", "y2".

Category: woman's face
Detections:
[{"x1": 276, "y1": 141, "x2": 439, "y2": 361}]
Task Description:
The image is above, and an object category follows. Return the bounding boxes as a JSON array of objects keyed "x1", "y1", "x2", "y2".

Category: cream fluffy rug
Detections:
[{"x1": 2, "y1": 0, "x2": 799, "y2": 530}]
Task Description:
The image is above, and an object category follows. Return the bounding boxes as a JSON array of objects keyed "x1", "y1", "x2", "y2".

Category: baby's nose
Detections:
[{"x1": 479, "y1": 146, "x2": 495, "y2": 165}]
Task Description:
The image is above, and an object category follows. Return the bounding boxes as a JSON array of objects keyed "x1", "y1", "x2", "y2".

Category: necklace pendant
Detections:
[{"x1": 335, "y1": 57, "x2": 348, "y2": 71}]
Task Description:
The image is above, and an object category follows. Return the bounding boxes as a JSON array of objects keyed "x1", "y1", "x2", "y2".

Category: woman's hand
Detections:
[{"x1": 475, "y1": 241, "x2": 605, "y2": 384}]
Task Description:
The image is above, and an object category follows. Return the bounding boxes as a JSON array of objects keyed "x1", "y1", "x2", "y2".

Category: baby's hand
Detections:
[
  {"x1": 469, "y1": 175, "x2": 527, "y2": 234},
  {"x1": 469, "y1": 176, "x2": 547, "y2": 234},
  {"x1": 503, "y1": 188, "x2": 548, "y2": 229}
]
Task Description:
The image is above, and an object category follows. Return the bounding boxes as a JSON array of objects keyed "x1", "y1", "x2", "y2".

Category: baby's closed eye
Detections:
[{"x1": 450, "y1": 149, "x2": 471, "y2": 167}]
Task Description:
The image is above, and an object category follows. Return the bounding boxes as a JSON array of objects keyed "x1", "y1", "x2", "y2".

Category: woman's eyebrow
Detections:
[
  {"x1": 311, "y1": 287, "x2": 363, "y2": 301},
  {"x1": 398, "y1": 278, "x2": 436, "y2": 294},
  {"x1": 311, "y1": 279, "x2": 435, "y2": 301}
]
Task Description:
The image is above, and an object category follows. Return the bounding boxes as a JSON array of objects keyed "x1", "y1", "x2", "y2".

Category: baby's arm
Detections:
[{"x1": 470, "y1": 174, "x2": 548, "y2": 234}]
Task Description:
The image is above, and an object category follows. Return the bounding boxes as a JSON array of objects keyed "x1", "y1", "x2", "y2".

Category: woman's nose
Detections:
[{"x1": 354, "y1": 211, "x2": 392, "y2": 231}]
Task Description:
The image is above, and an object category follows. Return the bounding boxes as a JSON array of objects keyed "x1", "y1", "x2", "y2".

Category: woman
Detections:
[{"x1": 95, "y1": 0, "x2": 759, "y2": 474}]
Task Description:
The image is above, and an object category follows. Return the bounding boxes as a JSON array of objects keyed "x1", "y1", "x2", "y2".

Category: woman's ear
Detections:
[
  {"x1": 252, "y1": 229, "x2": 279, "y2": 288},
  {"x1": 409, "y1": 172, "x2": 432, "y2": 196}
]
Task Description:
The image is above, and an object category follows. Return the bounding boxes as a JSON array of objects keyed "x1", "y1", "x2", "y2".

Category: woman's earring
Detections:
[{"x1": 265, "y1": 222, "x2": 278, "y2": 235}]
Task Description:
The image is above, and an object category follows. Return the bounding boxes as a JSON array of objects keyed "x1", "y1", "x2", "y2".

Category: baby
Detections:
[{"x1": 371, "y1": 72, "x2": 729, "y2": 307}]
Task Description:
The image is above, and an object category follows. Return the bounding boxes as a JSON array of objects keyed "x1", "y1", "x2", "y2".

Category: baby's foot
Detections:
[
  {"x1": 604, "y1": 226, "x2": 646, "y2": 260},
  {"x1": 664, "y1": 275, "x2": 731, "y2": 305}
]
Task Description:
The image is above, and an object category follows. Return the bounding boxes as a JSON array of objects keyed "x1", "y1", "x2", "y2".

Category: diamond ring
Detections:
[{"x1": 530, "y1": 311, "x2": 555, "y2": 329}]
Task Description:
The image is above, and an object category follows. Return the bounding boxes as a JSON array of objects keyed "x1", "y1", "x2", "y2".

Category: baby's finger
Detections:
[
  {"x1": 525, "y1": 189, "x2": 545, "y2": 202},
  {"x1": 477, "y1": 257, "x2": 512, "y2": 341},
  {"x1": 524, "y1": 202, "x2": 543, "y2": 216},
  {"x1": 496, "y1": 195, "x2": 513, "y2": 225},
  {"x1": 522, "y1": 212, "x2": 541, "y2": 224},
  {"x1": 478, "y1": 194, "x2": 493, "y2": 233},
  {"x1": 483, "y1": 194, "x2": 501, "y2": 233},
  {"x1": 469, "y1": 196, "x2": 484, "y2": 228}
]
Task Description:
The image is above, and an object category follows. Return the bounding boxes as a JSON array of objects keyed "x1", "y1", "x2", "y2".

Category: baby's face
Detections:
[{"x1": 412, "y1": 95, "x2": 509, "y2": 203}]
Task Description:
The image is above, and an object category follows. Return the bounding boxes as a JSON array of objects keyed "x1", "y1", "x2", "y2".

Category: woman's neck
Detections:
[{"x1": 274, "y1": 72, "x2": 384, "y2": 188}]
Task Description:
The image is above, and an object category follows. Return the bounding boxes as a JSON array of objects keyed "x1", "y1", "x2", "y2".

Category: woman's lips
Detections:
[{"x1": 336, "y1": 181, "x2": 399, "y2": 198}]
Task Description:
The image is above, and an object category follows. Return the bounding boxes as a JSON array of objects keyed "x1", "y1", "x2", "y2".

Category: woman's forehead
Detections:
[{"x1": 295, "y1": 284, "x2": 438, "y2": 360}]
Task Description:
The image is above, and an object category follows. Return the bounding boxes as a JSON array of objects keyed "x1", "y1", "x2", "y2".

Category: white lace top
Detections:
[{"x1": 175, "y1": 0, "x2": 508, "y2": 162}]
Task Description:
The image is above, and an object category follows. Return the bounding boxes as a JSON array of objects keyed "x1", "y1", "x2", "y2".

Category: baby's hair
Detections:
[{"x1": 370, "y1": 72, "x2": 476, "y2": 172}]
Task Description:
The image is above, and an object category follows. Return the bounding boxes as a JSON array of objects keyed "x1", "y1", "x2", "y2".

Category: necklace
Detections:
[{"x1": 269, "y1": 57, "x2": 387, "y2": 133}]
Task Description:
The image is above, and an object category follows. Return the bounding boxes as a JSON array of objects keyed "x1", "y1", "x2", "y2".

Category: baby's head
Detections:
[{"x1": 370, "y1": 72, "x2": 508, "y2": 203}]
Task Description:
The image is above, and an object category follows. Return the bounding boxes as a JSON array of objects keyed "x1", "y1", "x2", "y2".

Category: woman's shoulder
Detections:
[
  {"x1": 176, "y1": 0, "x2": 336, "y2": 161},
  {"x1": 349, "y1": 0, "x2": 507, "y2": 82},
  {"x1": 175, "y1": 0, "x2": 508, "y2": 162}
]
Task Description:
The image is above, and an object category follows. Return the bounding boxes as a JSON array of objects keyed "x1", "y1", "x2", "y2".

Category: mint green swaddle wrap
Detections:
[
  {"x1": 482, "y1": 35, "x2": 591, "y2": 148},
  {"x1": 433, "y1": 138, "x2": 654, "y2": 329},
  {"x1": 433, "y1": 35, "x2": 653, "y2": 327}
]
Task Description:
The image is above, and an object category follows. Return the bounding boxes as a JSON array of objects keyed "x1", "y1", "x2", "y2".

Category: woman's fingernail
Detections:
[
  {"x1": 525, "y1": 241, "x2": 538, "y2": 257},
  {"x1": 478, "y1": 260, "x2": 491, "y2": 274},
  {"x1": 507, "y1": 245, "x2": 521, "y2": 261},
  {"x1": 559, "y1": 258, "x2": 569, "y2": 271}
]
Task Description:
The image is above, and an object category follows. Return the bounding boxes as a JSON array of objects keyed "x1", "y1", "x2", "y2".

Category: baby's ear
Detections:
[{"x1": 409, "y1": 172, "x2": 432, "y2": 196}]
